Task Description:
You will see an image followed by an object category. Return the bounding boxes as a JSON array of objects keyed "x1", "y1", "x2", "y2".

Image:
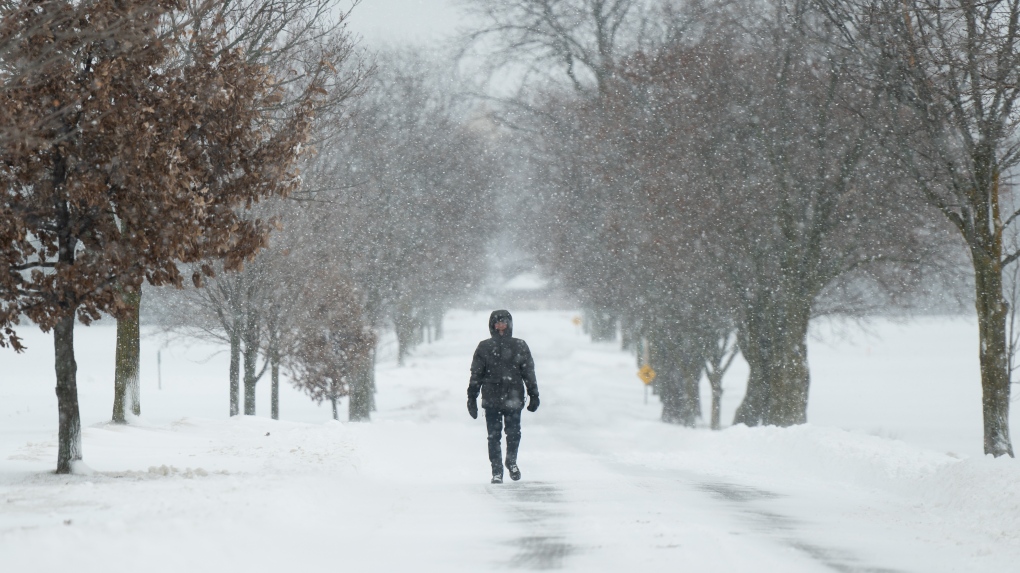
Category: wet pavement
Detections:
[
  {"x1": 698, "y1": 481, "x2": 903, "y2": 573},
  {"x1": 490, "y1": 481, "x2": 579, "y2": 569}
]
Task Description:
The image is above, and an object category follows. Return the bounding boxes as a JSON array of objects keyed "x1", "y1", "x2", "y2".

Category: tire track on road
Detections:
[{"x1": 488, "y1": 481, "x2": 579, "y2": 570}]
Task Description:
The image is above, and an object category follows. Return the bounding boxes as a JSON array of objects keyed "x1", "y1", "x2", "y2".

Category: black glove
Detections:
[
  {"x1": 527, "y1": 395, "x2": 540, "y2": 412},
  {"x1": 467, "y1": 398, "x2": 478, "y2": 419}
]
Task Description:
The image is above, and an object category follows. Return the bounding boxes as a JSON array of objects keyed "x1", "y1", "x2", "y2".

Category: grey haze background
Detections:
[{"x1": 347, "y1": 0, "x2": 466, "y2": 45}]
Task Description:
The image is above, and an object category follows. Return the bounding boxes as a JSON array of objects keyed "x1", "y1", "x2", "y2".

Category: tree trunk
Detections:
[
  {"x1": 349, "y1": 360, "x2": 372, "y2": 422},
  {"x1": 330, "y1": 395, "x2": 339, "y2": 421},
  {"x1": 733, "y1": 324, "x2": 766, "y2": 426},
  {"x1": 706, "y1": 336, "x2": 736, "y2": 431},
  {"x1": 112, "y1": 290, "x2": 141, "y2": 423},
  {"x1": 652, "y1": 334, "x2": 698, "y2": 426},
  {"x1": 396, "y1": 330, "x2": 409, "y2": 366},
  {"x1": 681, "y1": 355, "x2": 703, "y2": 422},
  {"x1": 658, "y1": 373, "x2": 697, "y2": 426},
  {"x1": 658, "y1": 369, "x2": 684, "y2": 424},
  {"x1": 973, "y1": 248, "x2": 1014, "y2": 456},
  {"x1": 764, "y1": 323, "x2": 810, "y2": 426},
  {"x1": 242, "y1": 317, "x2": 259, "y2": 416},
  {"x1": 395, "y1": 307, "x2": 413, "y2": 366},
  {"x1": 963, "y1": 159, "x2": 1014, "y2": 457},
  {"x1": 229, "y1": 323, "x2": 240, "y2": 417},
  {"x1": 708, "y1": 374, "x2": 724, "y2": 431},
  {"x1": 52, "y1": 153, "x2": 81, "y2": 474},
  {"x1": 270, "y1": 343, "x2": 280, "y2": 421},
  {"x1": 733, "y1": 357, "x2": 767, "y2": 426},
  {"x1": 586, "y1": 309, "x2": 617, "y2": 342},
  {"x1": 369, "y1": 347, "x2": 378, "y2": 412},
  {"x1": 54, "y1": 314, "x2": 82, "y2": 474},
  {"x1": 733, "y1": 302, "x2": 811, "y2": 427}
]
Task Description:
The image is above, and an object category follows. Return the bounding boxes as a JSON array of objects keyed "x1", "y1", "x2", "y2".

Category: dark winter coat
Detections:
[{"x1": 468, "y1": 310, "x2": 539, "y2": 411}]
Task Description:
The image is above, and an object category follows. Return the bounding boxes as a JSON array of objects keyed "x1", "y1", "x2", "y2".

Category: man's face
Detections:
[{"x1": 494, "y1": 319, "x2": 508, "y2": 334}]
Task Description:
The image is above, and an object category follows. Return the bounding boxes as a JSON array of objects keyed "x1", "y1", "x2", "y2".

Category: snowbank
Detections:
[{"x1": 2, "y1": 311, "x2": 1020, "y2": 571}]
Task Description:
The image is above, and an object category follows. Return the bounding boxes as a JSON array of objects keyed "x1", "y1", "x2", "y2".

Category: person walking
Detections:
[{"x1": 467, "y1": 310, "x2": 540, "y2": 484}]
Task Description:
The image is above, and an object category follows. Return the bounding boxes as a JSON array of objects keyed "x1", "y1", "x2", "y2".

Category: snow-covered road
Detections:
[{"x1": 2, "y1": 310, "x2": 1020, "y2": 572}]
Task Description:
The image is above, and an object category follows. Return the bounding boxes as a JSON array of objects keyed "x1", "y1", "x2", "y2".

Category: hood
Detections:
[{"x1": 488, "y1": 309, "x2": 513, "y2": 337}]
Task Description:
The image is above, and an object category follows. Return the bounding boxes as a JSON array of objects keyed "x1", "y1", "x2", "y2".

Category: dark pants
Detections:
[{"x1": 484, "y1": 407, "x2": 522, "y2": 475}]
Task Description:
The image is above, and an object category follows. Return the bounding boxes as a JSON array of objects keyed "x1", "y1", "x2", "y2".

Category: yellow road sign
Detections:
[{"x1": 637, "y1": 364, "x2": 656, "y2": 385}]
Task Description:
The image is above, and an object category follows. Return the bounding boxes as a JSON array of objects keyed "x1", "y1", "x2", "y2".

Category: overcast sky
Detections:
[{"x1": 345, "y1": 0, "x2": 468, "y2": 46}]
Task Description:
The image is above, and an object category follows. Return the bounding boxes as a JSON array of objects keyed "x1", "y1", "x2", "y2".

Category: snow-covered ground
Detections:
[{"x1": 2, "y1": 310, "x2": 1019, "y2": 572}]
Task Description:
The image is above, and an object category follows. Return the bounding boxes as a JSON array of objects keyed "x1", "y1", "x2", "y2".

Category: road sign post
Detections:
[{"x1": 637, "y1": 364, "x2": 656, "y2": 405}]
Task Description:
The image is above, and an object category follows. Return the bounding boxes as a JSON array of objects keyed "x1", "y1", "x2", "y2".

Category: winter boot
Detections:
[
  {"x1": 491, "y1": 473, "x2": 503, "y2": 484},
  {"x1": 507, "y1": 463, "x2": 521, "y2": 481}
]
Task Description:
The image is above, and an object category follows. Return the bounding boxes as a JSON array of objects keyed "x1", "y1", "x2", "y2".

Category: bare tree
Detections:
[
  {"x1": 150, "y1": 51, "x2": 491, "y2": 420},
  {"x1": 705, "y1": 332, "x2": 739, "y2": 431},
  {"x1": 155, "y1": 203, "x2": 317, "y2": 418},
  {"x1": 286, "y1": 276, "x2": 375, "y2": 421},
  {"x1": 521, "y1": 0, "x2": 950, "y2": 427},
  {"x1": 817, "y1": 0, "x2": 1020, "y2": 457},
  {"x1": 107, "y1": 0, "x2": 363, "y2": 423},
  {"x1": 459, "y1": 0, "x2": 660, "y2": 345},
  {"x1": 459, "y1": 0, "x2": 645, "y2": 95},
  {"x1": 317, "y1": 49, "x2": 495, "y2": 365}
]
